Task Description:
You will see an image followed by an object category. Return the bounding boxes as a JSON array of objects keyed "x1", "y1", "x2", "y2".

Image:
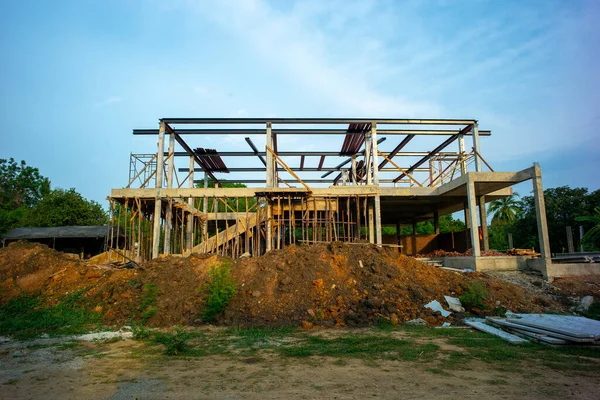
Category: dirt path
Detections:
[{"x1": 1, "y1": 332, "x2": 599, "y2": 400}]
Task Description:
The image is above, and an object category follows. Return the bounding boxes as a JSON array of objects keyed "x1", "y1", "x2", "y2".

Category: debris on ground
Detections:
[
  {"x1": 486, "y1": 313, "x2": 600, "y2": 345},
  {"x1": 464, "y1": 318, "x2": 529, "y2": 344}
]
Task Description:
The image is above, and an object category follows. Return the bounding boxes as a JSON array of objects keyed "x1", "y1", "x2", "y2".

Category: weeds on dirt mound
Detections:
[
  {"x1": 459, "y1": 281, "x2": 488, "y2": 310},
  {"x1": 0, "y1": 289, "x2": 101, "y2": 338},
  {"x1": 140, "y1": 282, "x2": 159, "y2": 323},
  {"x1": 200, "y1": 262, "x2": 236, "y2": 322}
]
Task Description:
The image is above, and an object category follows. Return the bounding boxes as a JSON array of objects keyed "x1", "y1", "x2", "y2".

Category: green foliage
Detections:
[
  {"x1": 200, "y1": 262, "x2": 236, "y2": 322},
  {"x1": 512, "y1": 186, "x2": 600, "y2": 252},
  {"x1": 20, "y1": 188, "x2": 107, "y2": 227},
  {"x1": 152, "y1": 328, "x2": 193, "y2": 356},
  {"x1": 0, "y1": 158, "x2": 50, "y2": 234},
  {"x1": 582, "y1": 302, "x2": 600, "y2": 321},
  {"x1": 140, "y1": 283, "x2": 159, "y2": 323},
  {"x1": 576, "y1": 206, "x2": 600, "y2": 249},
  {"x1": 0, "y1": 290, "x2": 101, "y2": 338},
  {"x1": 459, "y1": 281, "x2": 488, "y2": 310},
  {"x1": 488, "y1": 193, "x2": 522, "y2": 224}
]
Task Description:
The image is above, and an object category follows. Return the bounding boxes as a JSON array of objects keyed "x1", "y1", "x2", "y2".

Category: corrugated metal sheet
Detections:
[
  {"x1": 193, "y1": 148, "x2": 230, "y2": 173},
  {"x1": 3, "y1": 226, "x2": 122, "y2": 240}
]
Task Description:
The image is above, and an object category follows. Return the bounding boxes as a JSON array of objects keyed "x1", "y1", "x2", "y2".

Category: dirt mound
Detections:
[
  {"x1": 0, "y1": 241, "x2": 564, "y2": 329},
  {"x1": 222, "y1": 243, "x2": 555, "y2": 327}
]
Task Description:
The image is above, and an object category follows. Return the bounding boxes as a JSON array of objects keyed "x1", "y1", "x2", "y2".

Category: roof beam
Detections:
[
  {"x1": 378, "y1": 134, "x2": 415, "y2": 170},
  {"x1": 160, "y1": 118, "x2": 477, "y2": 125},
  {"x1": 164, "y1": 123, "x2": 218, "y2": 183},
  {"x1": 393, "y1": 125, "x2": 471, "y2": 183},
  {"x1": 244, "y1": 137, "x2": 267, "y2": 166},
  {"x1": 166, "y1": 151, "x2": 459, "y2": 157},
  {"x1": 134, "y1": 128, "x2": 490, "y2": 136}
]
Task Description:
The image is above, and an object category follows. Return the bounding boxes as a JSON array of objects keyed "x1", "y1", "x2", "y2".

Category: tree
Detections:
[
  {"x1": 512, "y1": 186, "x2": 599, "y2": 253},
  {"x1": 487, "y1": 193, "x2": 521, "y2": 224},
  {"x1": 576, "y1": 206, "x2": 600, "y2": 250},
  {"x1": 21, "y1": 188, "x2": 107, "y2": 227},
  {"x1": 0, "y1": 158, "x2": 50, "y2": 234}
]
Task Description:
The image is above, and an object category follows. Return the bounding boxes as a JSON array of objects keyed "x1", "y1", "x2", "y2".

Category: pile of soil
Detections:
[
  {"x1": 223, "y1": 243, "x2": 555, "y2": 327},
  {"x1": 0, "y1": 241, "x2": 581, "y2": 329}
]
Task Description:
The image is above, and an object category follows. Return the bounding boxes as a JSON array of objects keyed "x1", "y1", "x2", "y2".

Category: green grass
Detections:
[
  {"x1": 125, "y1": 325, "x2": 600, "y2": 375},
  {"x1": 140, "y1": 283, "x2": 159, "y2": 323},
  {"x1": 276, "y1": 334, "x2": 439, "y2": 362},
  {"x1": 0, "y1": 290, "x2": 101, "y2": 339}
]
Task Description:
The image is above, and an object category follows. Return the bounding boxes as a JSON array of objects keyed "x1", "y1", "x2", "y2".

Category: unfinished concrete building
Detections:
[{"x1": 109, "y1": 118, "x2": 552, "y2": 276}]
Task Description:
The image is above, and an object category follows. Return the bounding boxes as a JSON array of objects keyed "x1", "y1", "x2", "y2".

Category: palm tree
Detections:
[
  {"x1": 576, "y1": 206, "x2": 600, "y2": 245},
  {"x1": 488, "y1": 193, "x2": 521, "y2": 225}
]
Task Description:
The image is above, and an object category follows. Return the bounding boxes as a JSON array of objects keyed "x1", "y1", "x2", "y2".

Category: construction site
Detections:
[{"x1": 108, "y1": 117, "x2": 555, "y2": 276}]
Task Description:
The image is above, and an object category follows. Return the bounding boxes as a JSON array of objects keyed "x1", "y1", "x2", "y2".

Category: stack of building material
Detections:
[{"x1": 486, "y1": 314, "x2": 600, "y2": 345}]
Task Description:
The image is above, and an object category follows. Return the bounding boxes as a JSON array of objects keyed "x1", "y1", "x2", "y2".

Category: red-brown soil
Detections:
[{"x1": 0, "y1": 241, "x2": 590, "y2": 329}]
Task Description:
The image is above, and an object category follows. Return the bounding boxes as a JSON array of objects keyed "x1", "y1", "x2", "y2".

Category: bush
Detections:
[
  {"x1": 200, "y1": 262, "x2": 236, "y2": 322},
  {"x1": 459, "y1": 281, "x2": 488, "y2": 310},
  {"x1": 153, "y1": 328, "x2": 192, "y2": 356}
]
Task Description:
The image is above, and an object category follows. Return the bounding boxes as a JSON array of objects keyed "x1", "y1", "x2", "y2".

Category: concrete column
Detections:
[
  {"x1": 163, "y1": 132, "x2": 175, "y2": 254},
  {"x1": 458, "y1": 134, "x2": 467, "y2": 175},
  {"x1": 472, "y1": 123, "x2": 482, "y2": 172},
  {"x1": 466, "y1": 177, "x2": 481, "y2": 257},
  {"x1": 479, "y1": 195, "x2": 489, "y2": 251},
  {"x1": 433, "y1": 211, "x2": 440, "y2": 235},
  {"x1": 371, "y1": 122, "x2": 382, "y2": 245},
  {"x1": 351, "y1": 156, "x2": 357, "y2": 184},
  {"x1": 368, "y1": 200, "x2": 375, "y2": 244},
  {"x1": 532, "y1": 163, "x2": 551, "y2": 261},
  {"x1": 186, "y1": 155, "x2": 194, "y2": 251},
  {"x1": 463, "y1": 201, "x2": 470, "y2": 249},
  {"x1": 152, "y1": 121, "x2": 166, "y2": 258}
]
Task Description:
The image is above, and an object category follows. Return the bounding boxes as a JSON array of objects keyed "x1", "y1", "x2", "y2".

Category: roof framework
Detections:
[{"x1": 112, "y1": 117, "x2": 551, "y2": 274}]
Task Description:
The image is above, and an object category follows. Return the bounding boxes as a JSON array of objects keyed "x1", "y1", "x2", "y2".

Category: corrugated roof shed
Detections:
[{"x1": 3, "y1": 226, "x2": 123, "y2": 240}]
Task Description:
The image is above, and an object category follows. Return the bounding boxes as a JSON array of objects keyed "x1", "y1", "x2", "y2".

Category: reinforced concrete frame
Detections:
[{"x1": 108, "y1": 118, "x2": 551, "y2": 276}]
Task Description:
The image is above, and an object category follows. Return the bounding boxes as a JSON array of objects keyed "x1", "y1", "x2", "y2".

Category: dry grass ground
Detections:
[{"x1": 1, "y1": 326, "x2": 599, "y2": 399}]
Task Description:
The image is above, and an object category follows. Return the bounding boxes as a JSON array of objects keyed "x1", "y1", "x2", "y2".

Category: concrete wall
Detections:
[
  {"x1": 544, "y1": 262, "x2": 600, "y2": 279},
  {"x1": 443, "y1": 256, "x2": 533, "y2": 272}
]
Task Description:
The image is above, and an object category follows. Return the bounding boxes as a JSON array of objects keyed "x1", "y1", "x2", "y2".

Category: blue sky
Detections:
[{"x1": 1, "y1": 0, "x2": 599, "y2": 207}]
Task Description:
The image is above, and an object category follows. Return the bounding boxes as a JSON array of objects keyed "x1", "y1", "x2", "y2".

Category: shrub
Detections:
[
  {"x1": 153, "y1": 328, "x2": 192, "y2": 356},
  {"x1": 459, "y1": 281, "x2": 488, "y2": 310},
  {"x1": 201, "y1": 262, "x2": 236, "y2": 322}
]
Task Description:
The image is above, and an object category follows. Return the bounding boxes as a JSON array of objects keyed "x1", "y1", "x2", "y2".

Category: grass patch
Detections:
[
  {"x1": 140, "y1": 283, "x2": 159, "y2": 323},
  {"x1": 0, "y1": 290, "x2": 101, "y2": 339},
  {"x1": 459, "y1": 281, "x2": 488, "y2": 310},
  {"x1": 277, "y1": 334, "x2": 439, "y2": 361}
]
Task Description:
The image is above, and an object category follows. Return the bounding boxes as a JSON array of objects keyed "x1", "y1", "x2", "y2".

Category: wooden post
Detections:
[
  {"x1": 351, "y1": 156, "x2": 357, "y2": 184},
  {"x1": 371, "y1": 122, "x2": 382, "y2": 246},
  {"x1": 186, "y1": 155, "x2": 194, "y2": 251},
  {"x1": 467, "y1": 176, "x2": 481, "y2": 257},
  {"x1": 203, "y1": 173, "x2": 208, "y2": 252},
  {"x1": 163, "y1": 131, "x2": 175, "y2": 254},
  {"x1": 265, "y1": 122, "x2": 274, "y2": 251},
  {"x1": 472, "y1": 122, "x2": 482, "y2": 172},
  {"x1": 152, "y1": 121, "x2": 166, "y2": 258}
]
